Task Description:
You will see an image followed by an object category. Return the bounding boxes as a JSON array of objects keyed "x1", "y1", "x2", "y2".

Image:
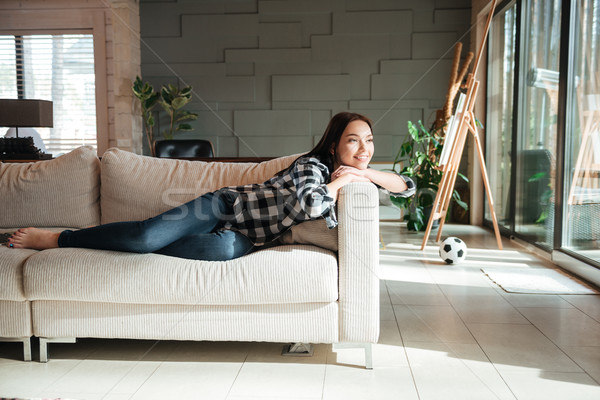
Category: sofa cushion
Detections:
[
  {"x1": 0, "y1": 246, "x2": 37, "y2": 301},
  {"x1": 100, "y1": 148, "x2": 299, "y2": 223},
  {"x1": 23, "y1": 245, "x2": 338, "y2": 305},
  {"x1": 0, "y1": 227, "x2": 77, "y2": 301},
  {"x1": 279, "y1": 218, "x2": 338, "y2": 252},
  {"x1": 0, "y1": 146, "x2": 101, "y2": 228}
]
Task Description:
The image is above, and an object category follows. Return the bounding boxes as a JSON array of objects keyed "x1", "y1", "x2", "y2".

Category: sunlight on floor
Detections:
[{"x1": 0, "y1": 222, "x2": 599, "y2": 400}]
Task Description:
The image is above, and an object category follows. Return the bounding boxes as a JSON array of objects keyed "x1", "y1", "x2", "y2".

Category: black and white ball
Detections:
[{"x1": 439, "y1": 237, "x2": 467, "y2": 264}]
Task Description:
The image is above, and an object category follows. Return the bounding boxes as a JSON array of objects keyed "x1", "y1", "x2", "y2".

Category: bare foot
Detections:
[{"x1": 7, "y1": 228, "x2": 60, "y2": 250}]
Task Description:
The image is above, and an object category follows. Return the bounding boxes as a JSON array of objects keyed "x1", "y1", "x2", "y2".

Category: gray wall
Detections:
[{"x1": 140, "y1": 0, "x2": 471, "y2": 160}]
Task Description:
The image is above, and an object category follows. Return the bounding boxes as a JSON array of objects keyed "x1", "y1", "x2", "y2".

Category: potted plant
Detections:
[
  {"x1": 158, "y1": 83, "x2": 198, "y2": 140},
  {"x1": 390, "y1": 120, "x2": 469, "y2": 231},
  {"x1": 132, "y1": 76, "x2": 198, "y2": 156},
  {"x1": 132, "y1": 76, "x2": 159, "y2": 155}
]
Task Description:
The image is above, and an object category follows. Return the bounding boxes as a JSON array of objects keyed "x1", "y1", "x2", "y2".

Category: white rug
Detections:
[{"x1": 481, "y1": 267, "x2": 599, "y2": 295}]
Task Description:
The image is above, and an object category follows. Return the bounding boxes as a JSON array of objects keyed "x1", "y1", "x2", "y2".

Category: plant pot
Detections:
[
  {"x1": 405, "y1": 188, "x2": 440, "y2": 231},
  {"x1": 406, "y1": 206, "x2": 439, "y2": 231},
  {"x1": 423, "y1": 205, "x2": 440, "y2": 230}
]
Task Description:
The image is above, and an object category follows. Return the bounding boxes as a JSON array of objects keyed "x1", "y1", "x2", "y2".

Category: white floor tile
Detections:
[
  {"x1": 518, "y1": 307, "x2": 600, "y2": 347},
  {"x1": 102, "y1": 394, "x2": 135, "y2": 400},
  {"x1": 0, "y1": 359, "x2": 81, "y2": 398},
  {"x1": 34, "y1": 392, "x2": 106, "y2": 400},
  {"x1": 129, "y1": 361, "x2": 242, "y2": 400},
  {"x1": 405, "y1": 342, "x2": 516, "y2": 400},
  {"x1": 468, "y1": 323, "x2": 583, "y2": 373},
  {"x1": 560, "y1": 346, "x2": 600, "y2": 382},
  {"x1": 500, "y1": 293, "x2": 576, "y2": 308},
  {"x1": 322, "y1": 364, "x2": 419, "y2": 400},
  {"x1": 106, "y1": 361, "x2": 162, "y2": 396},
  {"x1": 386, "y1": 279, "x2": 450, "y2": 306},
  {"x1": 424, "y1": 263, "x2": 495, "y2": 288},
  {"x1": 499, "y1": 370, "x2": 600, "y2": 400},
  {"x1": 380, "y1": 302, "x2": 396, "y2": 321},
  {"x1": 228, "y1": 362, "x2": 325, "y2": 399},
  {"x1": 443, "y1": 287, "x2": 530, "y2": 324},
  {"x1": 561, "y1": 294, "x2": 600, "y2": 321},
  {"x1": 378, "y1": 319, "x2": 403, "y2": 346},
  {"x1": 228, "y1": 396, "x2": 321, "y2": 400},
  {"x1": 43, "y1": 359, "x2": 140, "y2": 395},
  {"x1": 394, "y1": 304, "x2": 477, "y2": 344}
]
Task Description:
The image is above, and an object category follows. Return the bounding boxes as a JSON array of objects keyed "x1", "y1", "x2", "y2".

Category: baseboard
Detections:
[{"x1": 552, "y1": 251, "x2": 600, "y2": 289}]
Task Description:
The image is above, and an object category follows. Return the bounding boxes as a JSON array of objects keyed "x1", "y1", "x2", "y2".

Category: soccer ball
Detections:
[{"x1": 439, "y1": 237, "x2": 467, "y2": 264}]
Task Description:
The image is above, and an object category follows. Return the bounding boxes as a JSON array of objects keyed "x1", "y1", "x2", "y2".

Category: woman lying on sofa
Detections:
[{"x1": 7, "y1": 112, "x2": 416, "y2": 261}]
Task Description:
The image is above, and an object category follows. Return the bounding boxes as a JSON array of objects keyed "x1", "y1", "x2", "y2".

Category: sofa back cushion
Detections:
[
  {"x1": 0, "y1": 146, "x2": 101, "y2": 228},
  {"x1": 100, "y1": 148, "x2": 299, "y2": 223},
  {"x1": 278, "y1": 218, "x2": 338, "y2": 252}
]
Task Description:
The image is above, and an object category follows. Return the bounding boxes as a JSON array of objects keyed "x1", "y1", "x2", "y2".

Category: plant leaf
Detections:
[
  {"x1": 454, "y1": 197, "x2": 469, "y2": 211},
  {"x1": 171, "y1": 97, "x2": 187, "y2": 110},
  {"x1": 161, "y1": 87, "x2": 172, "y2": 104},
  {"x1": 408, "y1": 121, "x2": 419, "y2": 141},
  {"x1": 175, "y1": 112, "x2": 198, "y2": 123},
  {"x1": 180, "y1": 86, "x2": 193, "y2": 97},
  {"x1": 389, "y1": 196, "x2": 408, "y2": 209},
  {"x1": 528, "y1": 172, "x2": 546, "y2": 182},
  {"x1": 177, "y1": 123, "x2": 193, "y2": 131}
]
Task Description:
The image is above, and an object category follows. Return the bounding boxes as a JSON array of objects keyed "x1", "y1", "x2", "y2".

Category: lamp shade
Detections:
[{"x1": 0, "y1": 99, "x2": 53, "y2": 128}]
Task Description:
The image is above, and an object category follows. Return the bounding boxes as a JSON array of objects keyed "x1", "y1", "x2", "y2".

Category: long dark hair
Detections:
[
  {"x1": 275, "y1": 111, "x2": 373, "y2": 177},
  {"x1": 305, "y1": 111, "x2": 373, "y2": 171}
]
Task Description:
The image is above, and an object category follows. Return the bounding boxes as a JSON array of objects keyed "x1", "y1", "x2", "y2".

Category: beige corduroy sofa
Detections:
[{"x1": 0, "y1": 146, "x2": 380, "y2": 367}]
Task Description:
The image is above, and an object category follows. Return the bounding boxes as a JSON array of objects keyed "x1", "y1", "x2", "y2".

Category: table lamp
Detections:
[{"x1": 0, "y1": 99, "x2": 53, "y2": 160}]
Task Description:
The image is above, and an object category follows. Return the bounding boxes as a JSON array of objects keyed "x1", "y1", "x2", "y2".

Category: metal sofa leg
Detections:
[
  {"x1": 1, "y1": 337, "x2": 32, "y2": 361},
  {"x1": 282, "y1": 342, "x2": 314, "y2": 357},
  {"x1": 39, "y1": 337, "x2": 76, "y2": 363},
  {"x1": 22, "y1": 337, "x2": 31, "y2": 362},
  {"x1": 333, "y1": 342, "x2": 374, "y2": 369}
]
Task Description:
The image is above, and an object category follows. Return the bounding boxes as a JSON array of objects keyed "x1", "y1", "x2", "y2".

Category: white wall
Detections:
[{"x1": 140, "y1": 0, "x2": 472, "y2": 160}]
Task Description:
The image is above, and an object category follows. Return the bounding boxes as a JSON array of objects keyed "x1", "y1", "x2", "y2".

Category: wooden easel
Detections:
[{"x1": 421, "y1": 0, "x2": 503, "y2": 250}]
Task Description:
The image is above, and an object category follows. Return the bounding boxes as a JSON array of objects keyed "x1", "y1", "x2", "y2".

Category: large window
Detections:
[
  {"x1": 0, "y1": 34, "x2": 97, "y2": 156},
  {"x1": 486, "y1": 3, "x2": 517, "y2": 230},
  {"x1": 515, "y1": 0, "x2": 562, "y2": 248},
  {"x1": 563, "y1": 0, "x2": 600, "y2": 263},
  {"x1": 486, "y1": 0, "x2": 600, "y2": 266}
]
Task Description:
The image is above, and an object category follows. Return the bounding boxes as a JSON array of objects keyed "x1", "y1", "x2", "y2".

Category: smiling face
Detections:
[{"x1": 332, "y1": 120, "x2": 374, "y2": 170}]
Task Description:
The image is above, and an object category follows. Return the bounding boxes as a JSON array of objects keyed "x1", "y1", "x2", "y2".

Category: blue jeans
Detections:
[{"x1": 58, "y1": 192, "x2": 254, "y2": 261}]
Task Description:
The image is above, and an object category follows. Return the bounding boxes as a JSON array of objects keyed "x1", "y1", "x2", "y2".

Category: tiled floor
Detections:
[{"x1": 1, "y1": 222, "x2": 600, "y2": 400}]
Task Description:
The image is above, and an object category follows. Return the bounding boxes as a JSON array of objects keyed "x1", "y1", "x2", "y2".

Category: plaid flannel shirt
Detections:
[{"x1": 219, "y1": 156, "x2": 415, "y2": 245}]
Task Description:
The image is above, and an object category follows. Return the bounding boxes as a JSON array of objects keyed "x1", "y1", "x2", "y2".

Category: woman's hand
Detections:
[
  {"x1": 331, "y1": 165, "x2": 409, "y2": 196},
  {"x1": 326, "y1": 166, "x2": 372, "y2": 201},
  {"x1": 330, "y1": 165, "x2": 371, "y2": 181}
]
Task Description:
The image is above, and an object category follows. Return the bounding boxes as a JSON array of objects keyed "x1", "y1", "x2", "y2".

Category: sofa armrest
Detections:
[{"x1": 337, "y1": 182, "x2": 380, "y2": 343}]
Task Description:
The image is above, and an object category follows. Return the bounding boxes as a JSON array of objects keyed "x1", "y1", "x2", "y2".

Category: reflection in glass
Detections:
[
  {"x1": 486, "y1": 4, "x2": 517, "y2": 229},
  {"x1": 515, "y1": 0, "x2": 561, "y2": 248},
  {"x1": 563, "y1": 0, "x2": 600, "y2": 263}
]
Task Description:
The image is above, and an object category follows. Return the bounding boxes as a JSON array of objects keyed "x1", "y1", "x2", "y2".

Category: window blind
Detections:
[{"x1": 0, "y1": 34, "x2": 97, "y2": 156}]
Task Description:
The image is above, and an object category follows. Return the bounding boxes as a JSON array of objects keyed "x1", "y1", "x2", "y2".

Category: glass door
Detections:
[
  {"x1": 514, "y1": 0, "x2": 562, "y2": 248},
  {"x1": 486, "y1": 2, "x2": 518, "y2": 230},
  {"x1": 562, "y1": 0, "x2": 600, "y2": 263}
]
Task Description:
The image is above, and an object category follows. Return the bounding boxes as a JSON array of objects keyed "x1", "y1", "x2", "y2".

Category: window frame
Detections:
[
  {"x1": 0, "y1": 10, "x2": 109, "y2": 155},
  {"x1": 484, "y1": 0, "x2": 600, "y2": 269}
]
